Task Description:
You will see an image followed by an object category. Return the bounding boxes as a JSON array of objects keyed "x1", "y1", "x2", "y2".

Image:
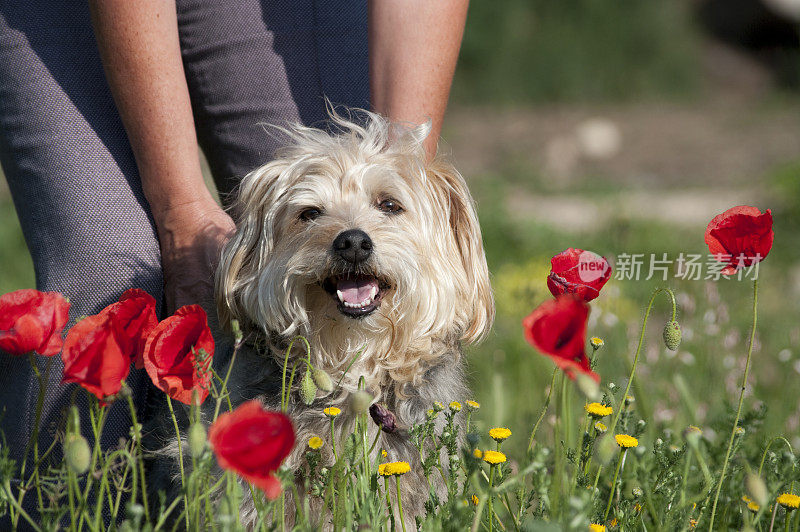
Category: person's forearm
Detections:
[
  {"x1": 88, "y1": 0, "x2": 214, "y2": 220},
  {"x1": 368, "y1": 0, "x2": 468, "y2": 157}
]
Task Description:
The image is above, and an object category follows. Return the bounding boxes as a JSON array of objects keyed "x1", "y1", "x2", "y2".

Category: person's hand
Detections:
[{"x1": 153, "y1": 198, "x2": 236, "y2": 315}]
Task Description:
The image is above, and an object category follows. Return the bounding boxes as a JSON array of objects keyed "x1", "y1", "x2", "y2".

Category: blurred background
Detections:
[{"x1": 1, "y1": 0, "x2": 799, "y2": 456}]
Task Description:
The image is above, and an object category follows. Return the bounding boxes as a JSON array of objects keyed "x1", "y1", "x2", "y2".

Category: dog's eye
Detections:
[
  {"x1": 299, "y1": 207, "x2": 323, "y2": 222},
  {"x1": 377, "y1": 198, "x2": 403, "y2": 214}
]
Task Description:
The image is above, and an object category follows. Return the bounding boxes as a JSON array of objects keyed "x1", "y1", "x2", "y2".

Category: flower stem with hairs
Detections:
[
  {"x1": 125, "y1": 391, "x2": 149, "y2": 521},
  {"x1": 528, "y1": 368, "x2": 557, "y2": 452},
  {"x1": 604, "y1": 448, "x2": 627, "y2": 522},
  {"x1": 23, "y1": 354, "x2": 52, "y2": 512},
  {"x1": 487, "y1": 464, "x2": 496, "y2": 532},
  {"x1": 607, "y1": 287, "x2": 676, "y2": 437},
  {"x1": 166, "y1": 395, "x2": 191, "y2": 529},
  {"x1": 709, "y1": 279, "x2": 759, "y2": 530}
]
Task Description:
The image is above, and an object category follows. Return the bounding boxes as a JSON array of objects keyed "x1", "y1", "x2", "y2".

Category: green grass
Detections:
[
  {"x1": 454, "y1": 0, "x2": 700, "y2": 104},
  {"x1": 0, "y1": 191, "x2": 34, "y2": 293}
]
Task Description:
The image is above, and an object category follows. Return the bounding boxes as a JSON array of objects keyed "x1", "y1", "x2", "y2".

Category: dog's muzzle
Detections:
[{"x1": 323, "y1": 230, "x2": 390, "y2": 318}]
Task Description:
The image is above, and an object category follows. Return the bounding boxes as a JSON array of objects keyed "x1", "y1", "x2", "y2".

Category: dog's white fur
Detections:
[
  {"x1": 217, "y1": 109, "x2": 492, "y2": 397},
  {"x1": 151, "y1": 109, "x2": 493, "y2": 527}
]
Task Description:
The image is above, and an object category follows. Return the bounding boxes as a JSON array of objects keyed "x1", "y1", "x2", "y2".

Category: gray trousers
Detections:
[{"x1": 0, "y1": 0, "x2": 367, "y2": 476}]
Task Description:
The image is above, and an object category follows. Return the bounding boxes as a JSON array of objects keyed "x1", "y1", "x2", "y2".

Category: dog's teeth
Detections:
[{"x1": 336, "y1": 289, "x2": 345, "y2": 303}]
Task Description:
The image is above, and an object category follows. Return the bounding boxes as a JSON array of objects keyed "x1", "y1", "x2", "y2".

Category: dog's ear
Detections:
[
  {"x1": 215, "y1": 162, "x2": 286, "y2": 333},
  {"x1": 426, "y1": 160, "x2": 495, "y2": 343}
]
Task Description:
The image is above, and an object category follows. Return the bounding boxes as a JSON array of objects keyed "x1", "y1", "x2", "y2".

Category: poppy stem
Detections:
[
  {"x1": 166, "y1": 395, "x2": 191, "y2": 530},
  {"x1": 23, "y1": 353, "x2": 51, "y2": 514},
  {"x1": 527, "y1": 368, "x2": 558, "y2": 452},
  {"x1": 281, "y1": 336, "x2": 311, "y2": 412},
  {"x1": 709, "y1": 278, "x2": 758, "y2": 530},
  {"x1": 125, "y1": 392, "x2": 150, "y2": 522},
  {"x1": 604, "y1": 448, "x2": 626, "y2": 522},
  {"x1": 213, "y1": 331, "x2": 243, "y2": 421},
  {"x1": 606, "y1": 287, "x2": 676, "y2": 438}
]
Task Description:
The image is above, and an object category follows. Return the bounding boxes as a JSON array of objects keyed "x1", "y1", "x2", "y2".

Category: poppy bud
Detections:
[
  {"x1": 189, "y1": 422, "x2": 207, "y2": 457},
  {"x1": 683, "y1": 426, "x2": 702, "y2": 447},
  {"x1": 64, "y1": 434, "x2": 91, "y2": 474},
  {"x1": 369, "y1": 402, "x2": 397, "y2": 434},
  {"x1": 576, "y1": 372, "x2": 600, "y2": 401},
  {"x1": 299, "y1": 370, "x2": 317, "y2": 405},
  {"x1": 350, "y1": 391, "x2": 373, "y2": 414},
  {"x1": 663, "y1": 320, "x2": 681, "y2": 351},
  {"x1": 312, "y1": 368, "x2": 334, "y2": 393},
  {"x1": 126, "y1": 503, "x2": 145, "y2": 519},
  {"x1": 597, "y1": 435, "x2": 617, "y2": 465},
  {"x1": 231, "y1": 319, "x2": 242, "y2": 342},
  {"x1": 745, "y1": 472, "x2": 768, "y2": 508}
]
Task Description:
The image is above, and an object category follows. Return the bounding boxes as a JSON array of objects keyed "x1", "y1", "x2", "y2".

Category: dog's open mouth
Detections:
[{"x1": 322, "y1": 274, "x2": 390, "y2": 318}]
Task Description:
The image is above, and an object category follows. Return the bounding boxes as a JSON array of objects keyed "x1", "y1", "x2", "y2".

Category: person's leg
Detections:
[
  {"x1": 175, "y1": 0, "x2": 369, "y2": 199},
  {"x1": 0, "y1": 0, "x2": 161, "y2": 472}
]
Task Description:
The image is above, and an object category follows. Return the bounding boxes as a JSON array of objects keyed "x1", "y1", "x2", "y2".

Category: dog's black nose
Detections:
[{"x1": 333, "y1": 229, "x2": 373, "y2": 263}]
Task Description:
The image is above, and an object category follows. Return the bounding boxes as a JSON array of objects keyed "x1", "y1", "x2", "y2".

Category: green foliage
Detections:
[{"x1": 454, "y1": 0, "x2": 699, "y2": 104}]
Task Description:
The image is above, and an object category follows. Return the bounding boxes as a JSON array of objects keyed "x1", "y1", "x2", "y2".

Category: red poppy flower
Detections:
[
  {"x1": 547, "y1": 248, "x2": 611, "y2": 302},
  {"x1": 209, "y1": 401, "x2": 295, "y2": 499},
  {"x1": 62, "y1": 313, "x2": 130, "y2": 402},
  {"x1": 0, "y1": 289, "x2": 70, "y2": 356},
  {"x1": 522, "y1": 295, "x2": 599, "y2": 382},
  {"x1": 143, "y1": 305, "x2": 214, "y2": 405},
  {"x1": 705, "y1": 206, "x2": 773, "y2": 275},
  {"x1": 104, "y1": 289, "x2": 157, "y2": 369}
]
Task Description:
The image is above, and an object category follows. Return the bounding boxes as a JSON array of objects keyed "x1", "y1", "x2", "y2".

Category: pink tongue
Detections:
[{"x1": 337, "y1": 277, "x2": 379, "y2": 304}]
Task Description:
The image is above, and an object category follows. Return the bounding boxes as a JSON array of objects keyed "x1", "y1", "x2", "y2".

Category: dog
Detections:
[{"x1": 149, "y1": 109, "x2": 494, "y2": 527}]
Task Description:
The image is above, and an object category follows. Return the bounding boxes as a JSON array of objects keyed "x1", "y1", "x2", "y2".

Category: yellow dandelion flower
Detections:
[
  {"x1": 473, "y1": 449, "x2": 483, "y2": 459},
  {"x1": 426, "y1": 409, "x2": 437, "y2": 419},
  {"x1": 625, "y1": 395, "x2": 635, "y2": 405},
  {"x1": 307, "y1": 436, "x2": 323, "y2": 450},
  {"x1": 379, "y1": 461, "x2": 411, "y2": 476},
  {"x1": 689, "y1": 518, "x2": 697, "y2": 529},
  {"x1": 433, "y1": 401, "x2": 444, "y2": 412},
  {"x1": 482, "y1": 450, "x2": 507, "y2": 465},
  {"x1": 323, "y1": 406, "x2": 341, "y2": 418},
  {"x1": 590, "y1": 337, "x2": 605, "y2": 349},
  {"x1": 471, "y1": 494, "x2": 479, "y2": 506},
  {"x1": 634, "y1": 503, "x2": 642, "y2": 514},
  {"x1": 489, "y1": 427, "x2": 512, "y2": 442},
  {"x1": 742, "y1": 495, "x2": 760, "y2": 512},
  {"x1": 466, "y1": 400, "x2": 480, "y2": 410},
  {"x1": 449, "y1": 401, "x2": 462, "y2": 412},
  {"x1": 777, "y1": 493, "x2": 800, "y2": 510},
  {"x1": 609, "y1": 518, "x2": 617, "y2": 527},
  {"x1": 585, "y1": 402, "x2": 613, "y2": 418},
  {"x1": 381, "y1": 449, "x2": 388, "y2": 458},
  {"x1": 594, "y1": 421, "x2": 607, "y2": 433},
  {"x1": 589, "y1": 525, "x2": 606, "y2": 532},
  {"x1": 614, "y1": 434, "x2": 639, "y2": 449}
]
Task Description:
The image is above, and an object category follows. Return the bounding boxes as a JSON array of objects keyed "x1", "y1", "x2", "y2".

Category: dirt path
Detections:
[{"x1": 445, "y1": 96, "x2": 800, "y2": 229}]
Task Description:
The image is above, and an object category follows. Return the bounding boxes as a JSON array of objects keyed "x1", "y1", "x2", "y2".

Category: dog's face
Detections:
[{"x1": 216, "y1": 112, "x2": 493, "y2": 384}]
